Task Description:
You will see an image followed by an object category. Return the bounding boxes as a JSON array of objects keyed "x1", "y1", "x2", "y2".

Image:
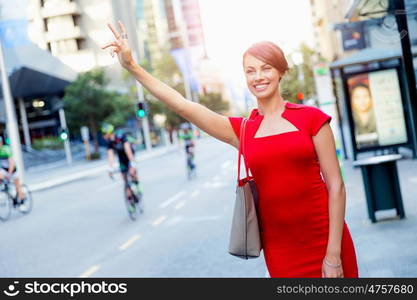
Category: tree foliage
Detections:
[
  {"x1": 63, "y1": 68, "x2": 134, "y2": 152},
  {"x1": 281, "y1": 43, "x2": 317, "y2": 103},
  {"x1": 125, "y1": 52, "x2": 188, "y2": 130},
  {"x1": 198, "y1": 93, "x2": 229, "y2": 114}
]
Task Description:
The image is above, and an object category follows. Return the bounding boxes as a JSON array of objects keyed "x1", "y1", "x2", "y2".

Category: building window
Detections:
[
  {"x1": 72, "y1": 15, "x2": 81, "y2": 27},
  {"x1": 43, "y1": 18, "x2": 48, "y2": 32},
  {"x1": 76, "y1": 38, "x2": 86, "y2": 51},
  {"x1": 47, "y1": 42, "x2": 52, "y2": 52}
]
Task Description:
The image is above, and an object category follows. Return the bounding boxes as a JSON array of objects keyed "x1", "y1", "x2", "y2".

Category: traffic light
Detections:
[
  {"x1": 59, "y1": 127, "x2": 69, "y2": 141},
  {"x1": 297, "y1": 92, "x2": 304, "y2": 101},
  {"x1": 315, "y1": 67, "x2": 328, "y2": 76},
  {"x1": 136, "y1": 102, "x2": 147, "y2": 118}
]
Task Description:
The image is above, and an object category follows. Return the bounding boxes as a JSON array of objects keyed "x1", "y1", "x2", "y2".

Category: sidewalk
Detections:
[
  {"x1": 342, "y1": 157, "x2": 417, "y2": 277},
  {"x1": 25, "y1": 144, "x2": 180, "y2": 192}
]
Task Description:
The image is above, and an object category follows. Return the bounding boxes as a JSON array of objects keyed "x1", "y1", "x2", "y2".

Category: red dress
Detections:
[{"x1": 229, "y1": 102, "x2": 358, "y2": 278}]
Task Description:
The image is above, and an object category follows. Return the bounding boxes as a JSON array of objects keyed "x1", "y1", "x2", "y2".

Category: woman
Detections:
[
  {"x1": 103, "y1": 22, "x2": 358, "y2": 278},
  {"x1": 350, "y1": 83, "x2": 378, "y2": 144}
]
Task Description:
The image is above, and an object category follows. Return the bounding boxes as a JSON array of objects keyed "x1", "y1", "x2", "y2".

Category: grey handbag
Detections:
[{"x1": 229, "y1": 118, "x2": 262, "y2": 259}]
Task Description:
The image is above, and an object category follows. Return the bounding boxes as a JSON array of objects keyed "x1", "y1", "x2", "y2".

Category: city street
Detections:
[
  {"x1": 1, "y1": 137, "x2": 417, "y2": 278},
  {"x1": 0, "y1": 0, "x2": 416, "y2": 291},
  {"x1": 0, "y1": 138, "x2": 266, "y2": 277}
]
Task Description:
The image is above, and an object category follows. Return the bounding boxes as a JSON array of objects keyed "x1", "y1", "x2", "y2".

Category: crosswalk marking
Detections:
[
  {"x1": 159, "y1": 191, "x2": 186, "y2": 208},
  {"x1": 119, "y1": 235, "x2": 141, "y2": 251},
  {"x1": 79, "y1": 265, "x2": 100, "y2": 278}
]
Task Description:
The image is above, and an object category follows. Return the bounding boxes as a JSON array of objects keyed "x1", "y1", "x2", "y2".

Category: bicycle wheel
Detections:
[
  {"x1": 17, "y1": 184, "x2": 33, "y2": 214},
  {"x1": 124, "y1": 186, "x2": 139, "y2": 221},
  {"x1": 0, "y1": 191, "x2": 12, "y2": 221},
  {"x1": 187, "y1": 155, "x2": 196, "y2": 180},
  {"x1": 132, "y1": 181, "x2": 144, "y2": 214}
]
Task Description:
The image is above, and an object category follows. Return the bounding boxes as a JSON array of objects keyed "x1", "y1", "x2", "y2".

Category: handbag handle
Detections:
[{"x1": 237, "y1": 118, "x2": 250, "y2": 182}]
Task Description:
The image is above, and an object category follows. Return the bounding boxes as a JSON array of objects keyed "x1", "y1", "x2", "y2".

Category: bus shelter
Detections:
[{"x1": 330, "y1": 48, "x2": 416, "y2": 222}]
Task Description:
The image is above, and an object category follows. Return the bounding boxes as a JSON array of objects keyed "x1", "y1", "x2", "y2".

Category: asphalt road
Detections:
[{"x1": 0, "y1": 138, "x2": 266, "y2": 277}]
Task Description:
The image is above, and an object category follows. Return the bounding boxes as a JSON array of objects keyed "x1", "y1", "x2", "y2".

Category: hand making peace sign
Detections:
[{"x1": 102, "y1": 21, "x2": 135, "y2": 69}]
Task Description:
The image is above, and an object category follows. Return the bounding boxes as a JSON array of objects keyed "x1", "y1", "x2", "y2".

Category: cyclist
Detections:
[
  {"x1": 101, "y1": 124, "x2": 141, "y2": 195},
  {"x1": 0, "y1": 136, "x2": 25, "y2": 206},
  {"x1": 179, "y1": 125, "x2": 196, "y2": 172}
]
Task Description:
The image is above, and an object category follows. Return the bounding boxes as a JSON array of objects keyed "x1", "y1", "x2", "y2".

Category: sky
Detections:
[{"x1": 197, "y1": 0, "x2": 315, "y2": 108}]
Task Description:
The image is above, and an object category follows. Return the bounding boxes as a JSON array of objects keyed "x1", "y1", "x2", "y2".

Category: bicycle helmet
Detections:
[{"x1": 101, "y1": 123, "x2": 114, "y2": 135}]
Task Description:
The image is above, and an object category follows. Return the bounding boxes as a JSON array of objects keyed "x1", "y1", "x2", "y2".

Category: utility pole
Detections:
[
  {"x1": 18, "y1": 98, "x2": 31, "y2": 151},
  {"x1": 111, "y1": 0, "x2": 152, "y2": 151},
  {"x1": 133, "y1": 51, "x2": 152, "y2": 151},
  {"x1": 0, "y1": 41, "x2": 25, "y2": 182},
  {"x1": 58, "y1": 108, "x2": 73, "y2": 165},
  {"x1": 393, "y1": 0, "x2": 417, "y2": 158}
]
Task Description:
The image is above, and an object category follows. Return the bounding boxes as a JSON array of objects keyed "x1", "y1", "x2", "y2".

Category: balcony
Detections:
[
  {"x1": 41, "y1": 1, "x2": 80, "y2": 18},
  {"x1": 45, "y1": 26, "x2": 84, "y2": 42}
]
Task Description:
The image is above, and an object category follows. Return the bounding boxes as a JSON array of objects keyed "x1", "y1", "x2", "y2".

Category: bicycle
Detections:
[
  {"x1": 0, "y1": 177, "x2": 33, "y2": 221},
  {"x1": 186, "y1": 147, "x2": 197, "y2": 180},
  {"x1": 109, "y1": 169, "x2": 144, "y2": 221}
]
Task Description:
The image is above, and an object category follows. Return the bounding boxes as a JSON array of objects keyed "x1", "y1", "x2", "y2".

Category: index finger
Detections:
[
  {"x1": 107, "y1": 23, "x2": 120, "y2": 38},
  {"x1": 118, "y1": 20, "x2": 127, "y2": 34}
]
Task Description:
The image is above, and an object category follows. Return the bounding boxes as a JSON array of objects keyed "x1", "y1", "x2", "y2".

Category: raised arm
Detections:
[{"x1": 102, "y1": 21, "x2": 239, "y2": 148}]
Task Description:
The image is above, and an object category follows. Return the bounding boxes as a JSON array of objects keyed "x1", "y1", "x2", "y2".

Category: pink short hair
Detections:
[{"x1": 243, "y1": 41, "x2": 289, "y2": 76}]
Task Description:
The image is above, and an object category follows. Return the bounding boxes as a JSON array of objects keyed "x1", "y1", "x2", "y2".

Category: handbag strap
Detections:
[{"x1": 237, "y1": 118, "x2": 250, "y2": 181}]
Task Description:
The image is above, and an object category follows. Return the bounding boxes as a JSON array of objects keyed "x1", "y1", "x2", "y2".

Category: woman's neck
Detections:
[{"x1": 257, "y1": 92, "x2": 285, "y2": 117}]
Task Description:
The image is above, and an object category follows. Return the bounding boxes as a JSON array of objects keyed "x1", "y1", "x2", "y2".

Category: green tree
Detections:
[
  {"x1": 281, "y1": 43, "x2": 317, "y2": 103},
  {"x1": 198, "y1": 93, "x2": 229, "y2": 114},
  {"x1": 124, "y1": 52, "x2": 188, "y2": 130},
  {"x1": 63, "y1": 68, "x2": 134, "y2": 153}
]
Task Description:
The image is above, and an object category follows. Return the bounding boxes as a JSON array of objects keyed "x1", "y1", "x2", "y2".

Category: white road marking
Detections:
[
  {"x1": 152, "y1": 215, "x2": 167, "y2": 227},
  {"x1": 191, "y1": 190, "x2": 200, "y2": 198},
  {"x1": 97, "y1": 181, "x2": 122, "y2": 193},
  {"x1": 159, "y1": 191, "x2": 186, "y2": 208},
  {"x1": 221, "y1": 160, "x2": 232, "y2": 169},
  {"x1": 79, "y1": 265, "x2": 100, "y2": 278},
  {"x1": 175, "y1": 201, "x2": 186, "y2": 210},
  {"x1": 119, "y1": 235, "x2": 141, "y2": 251}
]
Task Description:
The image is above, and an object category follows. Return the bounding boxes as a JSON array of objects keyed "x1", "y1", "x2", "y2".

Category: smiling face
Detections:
[
  {"x1": 243, "y1": 54, "x2": 281, "y2": 100},
  {"x1": 351, "y1": 85, "x2": 372, "y2": 113}
]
